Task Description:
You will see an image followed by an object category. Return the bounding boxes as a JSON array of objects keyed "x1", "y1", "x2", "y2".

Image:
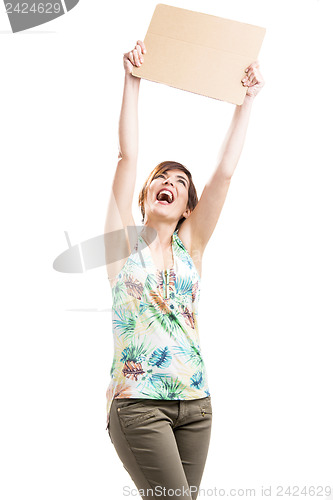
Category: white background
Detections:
[{"x1": 1, "y1": 0, "x2": 332, "y2": 499}]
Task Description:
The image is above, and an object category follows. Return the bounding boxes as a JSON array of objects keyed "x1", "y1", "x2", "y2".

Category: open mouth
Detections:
[{"x1": 156, "y1": 189, "x2": 174, "y2": 205}]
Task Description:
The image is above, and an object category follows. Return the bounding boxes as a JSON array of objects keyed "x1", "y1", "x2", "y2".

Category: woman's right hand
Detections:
[{"x1": 123, "y1": 40, "x2": 147, "y2": 75}]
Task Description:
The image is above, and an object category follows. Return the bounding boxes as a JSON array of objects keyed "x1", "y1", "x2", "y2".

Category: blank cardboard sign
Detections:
[{"x1": 132, "y1": 4, "x2": 266, "y2": 105}]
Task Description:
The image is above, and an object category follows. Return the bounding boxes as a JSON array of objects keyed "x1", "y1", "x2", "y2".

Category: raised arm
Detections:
[
  {"x1": 104, "y1": 40, "x2": 146, "y2": 280},
  {"x1": 179, "y1": 61, "x2": 265, "y2": 256}
]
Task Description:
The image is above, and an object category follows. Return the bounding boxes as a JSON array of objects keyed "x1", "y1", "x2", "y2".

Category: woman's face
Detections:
[{"x1": 144, "y1": 169, "x2": 191, "y2": 225}]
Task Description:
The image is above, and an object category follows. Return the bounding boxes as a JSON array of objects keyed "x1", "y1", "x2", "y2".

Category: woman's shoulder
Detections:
[
  {"x1": 106, "y1": 229, "x2": 142, "y2": 286},
  {"x1": 175, "y1": 227, "x2": 202, "y2": 279},
  {"x1": 174, "y1": 227, "x2": 191, "y2": 252}
]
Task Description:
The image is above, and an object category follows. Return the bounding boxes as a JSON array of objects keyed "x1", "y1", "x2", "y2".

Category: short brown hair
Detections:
[{"x1": 138, "y1": 161, "x2": 198, "y2": 232}]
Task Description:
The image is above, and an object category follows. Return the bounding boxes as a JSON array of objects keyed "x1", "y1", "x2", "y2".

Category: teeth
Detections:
[{"x1": 158, "y1": 190, "x2": 173, "y2": 202}]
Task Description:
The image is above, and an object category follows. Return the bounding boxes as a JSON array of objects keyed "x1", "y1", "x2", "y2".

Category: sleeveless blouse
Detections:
[{"x1": 105, "y1": 229, "x2": 210, "y2": 424}]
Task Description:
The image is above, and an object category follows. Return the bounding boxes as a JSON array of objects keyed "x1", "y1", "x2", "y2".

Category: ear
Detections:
[{"x1": 182, "y1": 208, "x2": 192, "y2": 219}]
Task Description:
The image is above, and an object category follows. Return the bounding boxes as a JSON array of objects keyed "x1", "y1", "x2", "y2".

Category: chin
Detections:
[{"x1": 147, "y1": 208, "x2": 175, "y2": 222}]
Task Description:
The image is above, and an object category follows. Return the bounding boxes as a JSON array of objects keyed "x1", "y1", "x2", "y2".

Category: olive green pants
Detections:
[{"x1": 106, "y1": 396, "x2": 213, "y2": 499}]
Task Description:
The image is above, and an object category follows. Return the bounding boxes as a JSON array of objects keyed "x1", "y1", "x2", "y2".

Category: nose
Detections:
[{"x1": 163, "y1": 176, "x2": 174, "y2": 186}]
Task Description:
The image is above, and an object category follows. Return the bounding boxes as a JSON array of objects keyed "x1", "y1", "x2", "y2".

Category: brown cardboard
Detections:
[{"x1": 132, "y1": 4, "x2": 266, "y2": 105}]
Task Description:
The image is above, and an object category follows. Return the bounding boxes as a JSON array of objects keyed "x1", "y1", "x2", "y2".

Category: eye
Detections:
[{"x1": 179, "y1": 179, "x2": 186, "y2": 186}]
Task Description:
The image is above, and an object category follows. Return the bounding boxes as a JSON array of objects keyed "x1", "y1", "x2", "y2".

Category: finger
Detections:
[
  {"x1": 126, "y1": 51, "x2": 135, "y2": 66},
  {"x1": 251, "y1": 69, "x2": 263, "y2": 85},
  {"x1": 249, "y1": 60, "x2": 259, "y2": 69},
  {"x1": 248, "y1": 75, "x2": 261, "y2": 87},
  {"x1": 242, "y1": 75, "x2": 259, "y2": 87},
  {"x1": 248, "y1": 67, "x2": 261, "y2": 83},
  {"x1": 243, "y1": 71, "x2": 253, "y2": 83},
  {"x1": 248, "y1": 78, "x2": 258, "y2": 86},
  {"x1": 132, "y1": 48, "x2": 141, "y2": 66},
  {"x1": 135, "y1": 44, "x2": 144, "y2": 63},
  {"x1": 246, "y1": 66, "x2": 257, "y2": 77},
  {"x1": 245, "y1": 60, "x2": 259, "y2": 73},
  {"x1": 137, "y1": 40, "x2": 146, "y2": 55},
  {"x1": 241, "y1": 74, "x2": 253, "y2": 85},
  {"x1": 246, "y1": 72, "x2": 257, "y2": 85}
]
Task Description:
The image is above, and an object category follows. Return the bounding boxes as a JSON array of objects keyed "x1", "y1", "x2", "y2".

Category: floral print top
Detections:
[{"x1": 105, "y1": 229, "x2": 210, "y2": 425}]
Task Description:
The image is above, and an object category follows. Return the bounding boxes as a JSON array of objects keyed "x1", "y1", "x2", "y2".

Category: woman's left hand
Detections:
[{"x1": 241, "y1": 61, "x2": 265, "y2": 98}]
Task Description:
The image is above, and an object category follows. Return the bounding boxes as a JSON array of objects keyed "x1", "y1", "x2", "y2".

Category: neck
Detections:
[{"x1": 141, "y1": 221, "x2": 176, "y2": 250}]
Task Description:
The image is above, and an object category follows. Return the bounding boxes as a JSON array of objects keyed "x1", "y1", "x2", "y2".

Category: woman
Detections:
[{"x1": 104, "y1": 40, "x2": 264, "y2": 499}]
